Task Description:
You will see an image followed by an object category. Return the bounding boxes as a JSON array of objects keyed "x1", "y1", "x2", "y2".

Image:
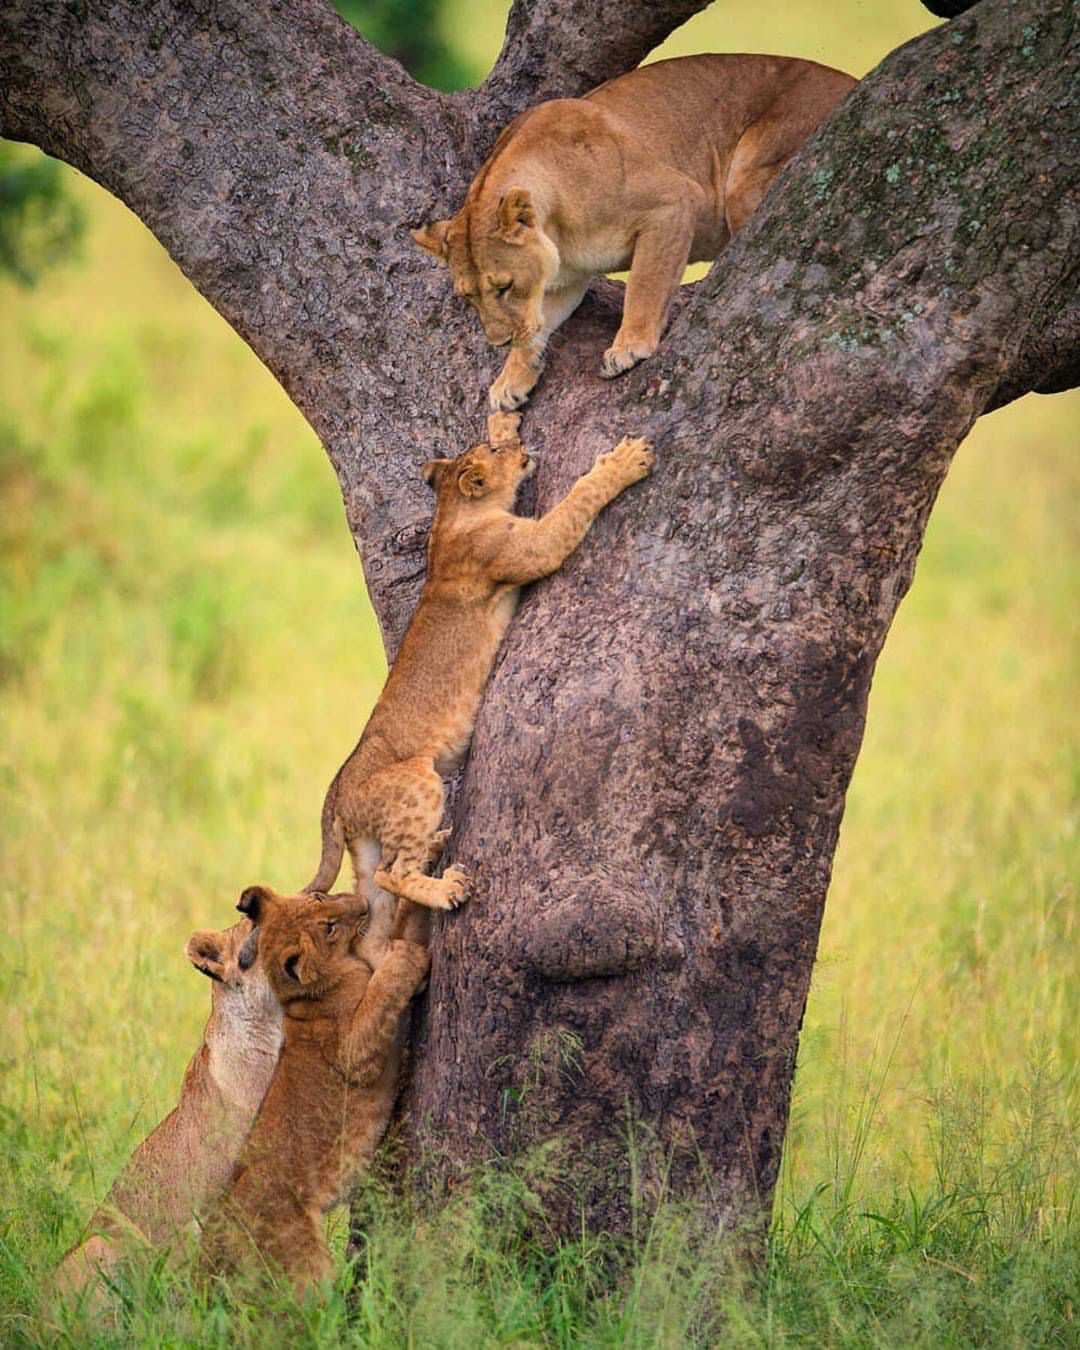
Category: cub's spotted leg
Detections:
[
  {"x1": 369, "y1": 759, "x2": 469, "y2": 911},
  {"x1": 426, "y1": 829, "x2": 452, "y2": 865},
  {"x1": 602, "y1": 197, "x2": 698, "y2": 378},
  {"x1": 374, "y1": 852, "x2": 469, "y2": 911},
  {"x1": 484, "y1": 436, "x2": 656, "y2": 585}
]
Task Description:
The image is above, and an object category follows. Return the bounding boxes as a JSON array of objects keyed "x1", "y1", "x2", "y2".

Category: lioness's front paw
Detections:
[
  {"x1": 489, "y1": 353, "x2": 542, "y2": 411},
  {"x1": 597, "y1": 436, "x2": 656, "y2": 485},
  {"x1": 600, "y1": 338, "x2": 657, "y2": 380},
  {"x1": 438, "y1": 867, "x2": 470, "y2": 910}
]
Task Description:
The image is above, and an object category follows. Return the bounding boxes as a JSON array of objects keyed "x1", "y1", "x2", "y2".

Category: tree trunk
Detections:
[{"x1": 2, "y1": 0, "x2": 1076, "y2": 1237}]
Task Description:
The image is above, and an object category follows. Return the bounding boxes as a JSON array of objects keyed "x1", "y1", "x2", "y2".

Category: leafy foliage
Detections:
[
  {"x1": 330, "y1": 0, "x2": 474, "y2": 89},
  {"x1": 0, "y1": 144, "x2": 83, "y2": 286}
]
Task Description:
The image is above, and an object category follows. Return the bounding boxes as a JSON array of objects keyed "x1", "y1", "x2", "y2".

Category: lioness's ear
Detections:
[
  {"x1": 410, "y1": 219, "x2": 452, "y2": 262},
  {"x1": 422, "y1": 458, "x2": 451, "y2": 489},
  {"x1": 237, "y1": 885, "x2": 272, "y2": 921},
  {"x1": 186, "y1": 929, "x2": 226, "y2": 981},
  {"x1": 458, "y1": 466, "x2": 489, "y2": 499},
  {"x1": 498, "y1": 187, "x2": 535, "y2": 244}
]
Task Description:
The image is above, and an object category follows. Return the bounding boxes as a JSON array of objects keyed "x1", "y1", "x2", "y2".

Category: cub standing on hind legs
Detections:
[
  {"x1": 412, "y1": 53, "x2": 855, "y2": 410},
  {"x1": 198, "y1": 887, "x2": 432, "y2": 1292},
  {"x1": 303, "y1": 414, "x2": 655, "y2": 949},
  {"x1": 55, "y1": 921, "x2": 282, "y2": 1297}
]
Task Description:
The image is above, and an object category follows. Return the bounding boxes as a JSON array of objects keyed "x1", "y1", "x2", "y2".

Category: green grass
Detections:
[{"x1": 2, "y1": 0, "x2": 1078, "y2": 1338}]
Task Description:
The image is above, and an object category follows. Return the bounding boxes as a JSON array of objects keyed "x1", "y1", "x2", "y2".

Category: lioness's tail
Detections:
[{"x1": 303, "y1": 777, "x2": 345, "y2": 894}]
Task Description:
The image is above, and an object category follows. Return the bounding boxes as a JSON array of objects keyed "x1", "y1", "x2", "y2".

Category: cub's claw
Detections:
[
  {"x1": 440, "y1": 867, "x2": 470, "y2": 910},
  {"x1": 597, "y1": 436, "x2": 656, "y2": 484}
]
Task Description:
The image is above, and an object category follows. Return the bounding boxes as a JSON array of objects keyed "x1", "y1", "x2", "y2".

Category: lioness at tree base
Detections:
[
  {"x1": 54, "y1": 921, "x2": 282, "y2": 1298},
  {"x1": 413, "y1": 53, "x2": 855, "y2": 410}
]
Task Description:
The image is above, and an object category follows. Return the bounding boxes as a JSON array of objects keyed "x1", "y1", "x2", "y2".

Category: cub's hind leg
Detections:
[{"x1": 369, "y1": 759, "x2": 469, "y2": 911}]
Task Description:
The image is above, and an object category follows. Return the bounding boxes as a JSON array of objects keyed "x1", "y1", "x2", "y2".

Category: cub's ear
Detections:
[
  {"x1": 186, "y1": 929, "x2": 226, "y2": 981},
  {"x1": 237, "y1": 926, "x2": 259, "y2": 972},
  {"x1": 422, "y1": 458, "x2": 452, "y2": 489},
  {"x1": 458, "y1": 466, "x2": 489, "y2": 499},
  {"x1": 410, "y1": 219, "x2": 452, "y2": 262},
  {"x1": 498, "y1": 187, "x2": 535, "y2": 244},
  {"x1": 237, "y1": 885, "x2": 272, "y2": 921}
]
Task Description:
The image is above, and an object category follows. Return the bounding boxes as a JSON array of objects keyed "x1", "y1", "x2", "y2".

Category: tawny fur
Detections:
[
  {"x1": 55, "y1": 921, "x2": 282, "y2": 1297},
  {"x1": 303, "y1": 414, "x2": 656, "y2": 951},
  {"x1": 198, "y1": 887, "x2": 431, "y2": 1292},
  {"x1": 412, "y1": 53, "x2": 855, "y2": 409}
]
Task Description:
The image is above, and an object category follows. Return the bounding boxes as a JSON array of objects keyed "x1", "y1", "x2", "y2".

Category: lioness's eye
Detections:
[
  {"x1": 494, "y1": 281, "x2": 511, "y2": 296},
  {"x1": 324, "y1": 922, "x2": 337, "y2": 937}
]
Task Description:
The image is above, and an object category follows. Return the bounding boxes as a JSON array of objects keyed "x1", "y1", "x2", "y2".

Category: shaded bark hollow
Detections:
[{"x1": 2, "y1": 0, "x2": 1076, "y2": 1234}]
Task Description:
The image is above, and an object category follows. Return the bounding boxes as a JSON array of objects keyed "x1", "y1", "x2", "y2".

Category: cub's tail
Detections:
[{"x1": 302, "y1": 776, "x2": 345, "y2": 894}]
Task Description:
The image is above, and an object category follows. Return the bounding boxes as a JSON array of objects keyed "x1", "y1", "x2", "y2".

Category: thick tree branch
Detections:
[
  {"x1": 478, "y1": 0, "x2": 714, "y2": 134},
  {"x1": 0, "y1": 0, "x2": 481, "y2": 646}
]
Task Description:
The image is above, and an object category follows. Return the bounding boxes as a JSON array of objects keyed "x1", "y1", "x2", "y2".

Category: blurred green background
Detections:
[{"x1": 1, "y1": 0, "x2": 1076, "y2": 1342}]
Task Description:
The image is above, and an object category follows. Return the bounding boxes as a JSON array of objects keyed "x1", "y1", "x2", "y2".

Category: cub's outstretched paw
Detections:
[
  {"x1": 436, "y1": 867, "x2": 469, "y2": 910},
  {"x1": 600, "y1": 339, "x2": 656, "y2": 379},
  {"x1": 487, "y1": 411, "x2": 523, "y2": 447},
  {"x1": 597, "y1": 436, "x2": 656, "y2": 486}
]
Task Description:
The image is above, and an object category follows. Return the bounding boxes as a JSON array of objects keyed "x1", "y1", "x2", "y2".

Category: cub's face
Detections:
[
  {"x1": 422, "y1": 441, "x2": 535, "y2": 509},
  {"x1": 234, "y1": 886, "x2": 371, "y2": 1005},
  {"x1": 186, "y1": 918, "x2": 280, "y2": 1027},
  {"x1": 411, "y1": 188, "x2": 559, "y2": 350}
]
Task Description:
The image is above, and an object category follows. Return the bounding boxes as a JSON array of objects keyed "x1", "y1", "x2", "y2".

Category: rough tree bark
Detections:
[{"x1": 2, "y1": 0, "x2": 1076, "y2": 1236}]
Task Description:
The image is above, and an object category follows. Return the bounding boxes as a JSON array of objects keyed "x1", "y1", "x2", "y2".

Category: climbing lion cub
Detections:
[
  {"x1": 198, "y1": 886, "x2": 431, "y2": 1290},
  {"x1": 413, "y1": 53, "x2": 855, "y2": 409},
  {"x1": 303, "y1": 414, "x2": 655, "y2": 945},
  {"x1": 55, "y1": 921, "x2": 282, "y2": 1297}
]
